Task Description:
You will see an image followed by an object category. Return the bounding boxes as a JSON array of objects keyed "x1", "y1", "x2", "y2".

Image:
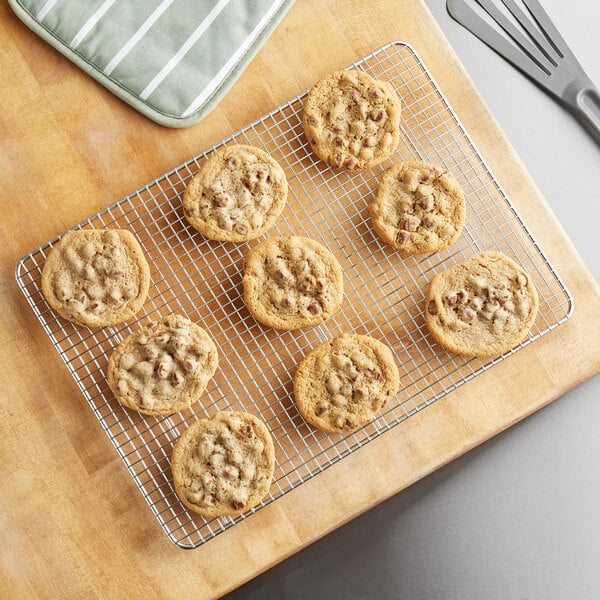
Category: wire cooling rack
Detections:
[{"x1": 16, "y1": 41, "x2": 572, "y2": 549}]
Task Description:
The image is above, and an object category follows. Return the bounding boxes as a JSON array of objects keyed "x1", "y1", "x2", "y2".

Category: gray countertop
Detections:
[{"x1": 226, "y1": 1, "x2": 600, "y2": 597}]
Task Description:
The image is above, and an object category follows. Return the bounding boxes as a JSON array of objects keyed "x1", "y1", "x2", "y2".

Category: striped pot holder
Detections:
[{"x1": 9, "y1": 0, "x2": 296, "y2": 127}]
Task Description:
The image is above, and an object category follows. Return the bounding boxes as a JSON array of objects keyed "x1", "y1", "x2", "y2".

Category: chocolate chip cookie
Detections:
[
  {"x1": 425, "y1": 251, "x2": 539, "y2": 357},
  {"x1": 303, "y1": 69, "x2": 402, "y2": 171},
  {"x1": 294, "y1": 334, "x2": 400, "y2": 434},
  {"x1": 171, "y1": 411, "x2": 275, "y2": 518},
  {"x1": 107, "y1": 314, "x2": 218, "y2": 416},
  {"x1": 41, "y1": 229, "x2": 150, "y2": 328},
  {"x1": 242, "y1": 235, "x2": 344, "y2": 330},
  {"x1": 183, "y1": 144, "x2": 288, "y2": 242},
  {"x1": 369, "y1": 161, "x2": 466, "y2": 256}
]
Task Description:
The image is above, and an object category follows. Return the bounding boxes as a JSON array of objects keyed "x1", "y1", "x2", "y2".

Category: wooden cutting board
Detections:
[{"x1": 1, "y1": 1, "x2": 599, "y2": 599}]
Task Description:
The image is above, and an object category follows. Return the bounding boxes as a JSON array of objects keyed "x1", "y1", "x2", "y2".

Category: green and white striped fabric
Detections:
[{"x1": 9, "y1": 0, "x2": 296, "y2": 127}]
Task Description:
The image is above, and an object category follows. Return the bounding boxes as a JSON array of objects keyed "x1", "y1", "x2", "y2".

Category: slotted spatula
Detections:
[{"x1": 447, "y1": 0, "x2": 600, "y2": 144}]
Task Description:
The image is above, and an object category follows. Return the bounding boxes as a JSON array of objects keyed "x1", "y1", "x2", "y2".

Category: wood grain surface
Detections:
[{"x1": 1, "y1": 1, "x2": 599, "y2": 599}]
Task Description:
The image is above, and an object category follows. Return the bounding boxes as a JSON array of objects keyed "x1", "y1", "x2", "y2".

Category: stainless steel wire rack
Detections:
[{"x1": 16, "y1": 41, "x2": 572, "y2": 549}]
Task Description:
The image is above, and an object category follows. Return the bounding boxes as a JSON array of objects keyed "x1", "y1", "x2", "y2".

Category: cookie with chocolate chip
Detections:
[
  {"x1": 425, "y1": 251, "x2": 539, "y2": 357},
  {"x1": 303, "y1": 69, "x2": 402, "y2": 171},
  {"x1": 171, "y1": 411, "x2": 275, "y2": 518},
  {"x1": 242, "y1": 235, "x2": 344, "y2": 330},
  {"x1": 41, "y1": 229, "x2": 150, "y2": 328},
  {"x1": 369, "y1": 161, "x2": 466, "y2": 256},
  {"x1": 294, "y1": 334, "x2": 400, "y2": 434},
  {"x1": 183, "y1": 144, "x2": 288, "y2": 242},
  {"x1": 107, "y1": 314, "x2": 218, "y2": 416}
]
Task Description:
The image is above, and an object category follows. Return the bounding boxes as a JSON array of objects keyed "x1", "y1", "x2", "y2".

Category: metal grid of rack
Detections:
[{"x1": 16, "y1": 41, "x2": 572, "y2": 549}]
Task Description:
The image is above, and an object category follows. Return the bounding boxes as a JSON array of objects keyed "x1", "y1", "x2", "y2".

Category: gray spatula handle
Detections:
[{"x1": 563, "y1": 81, "x2": 600, "y2": 144}]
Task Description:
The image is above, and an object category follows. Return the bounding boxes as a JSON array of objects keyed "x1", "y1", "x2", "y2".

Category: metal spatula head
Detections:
[{"x1": 447, "y1": 0, "x2": 600, "y2": 144}]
